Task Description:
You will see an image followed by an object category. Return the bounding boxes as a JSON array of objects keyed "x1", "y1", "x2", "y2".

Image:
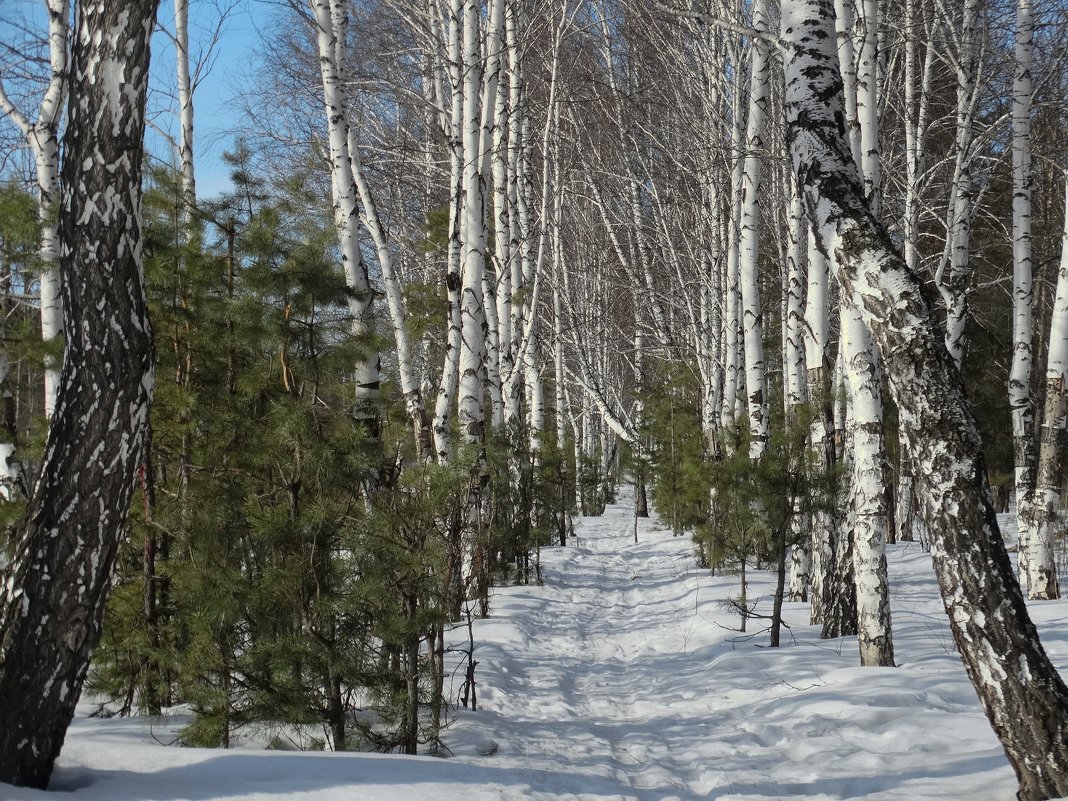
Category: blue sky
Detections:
[
  {"x1": 147, "y1": 0, "x2": 263, "y2": 199},
  {"x1": 0, "y1": 0, "x2": 264, "y2": 199}
]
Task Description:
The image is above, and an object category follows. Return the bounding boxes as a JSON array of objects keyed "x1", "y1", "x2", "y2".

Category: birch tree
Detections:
[
  {"x1": 934, "y1": 0, "x2": 981, "y2": 369},
  {"x1": 0, "y1": 0, "x2": 68, "y2": 419},
  {"x1": 782, "y1": 0, "x2": 1068, "y2": 794},
  {"x1": 737, "y1": 0, "x2": 772, "y2": 461},
  {"x1": 1008, "y1": 0, "x2": 1053, "y2": 600},
  {"x1": 1018, "y1": 173, "x2": 1068, "y2": 602},
  {"x1": 0, "y1": 0, "x2": 159, "y2": 786},
  {"x1": 310, "y1": 0, "x2": 381, "y2": 429},
  {"x1": 175, "y1": 0, "x2": 195, "y2": 216}
]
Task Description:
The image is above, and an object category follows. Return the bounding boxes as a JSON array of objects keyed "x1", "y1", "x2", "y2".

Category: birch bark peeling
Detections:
[{"x1": 782, "y1": 1, "x2": 1068, "y2": 795}]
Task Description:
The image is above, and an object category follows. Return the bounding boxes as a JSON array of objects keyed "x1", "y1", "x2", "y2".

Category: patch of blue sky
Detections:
[{"x1": 0, "y1": 0, "x2": 262, "y2": 200}]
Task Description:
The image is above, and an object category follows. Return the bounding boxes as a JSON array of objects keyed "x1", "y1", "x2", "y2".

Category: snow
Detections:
[{"x1": 3, "y1": 495, "x2": 1065, "y2": 801}]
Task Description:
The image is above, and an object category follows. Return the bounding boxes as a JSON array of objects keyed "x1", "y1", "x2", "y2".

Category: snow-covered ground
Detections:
[{"x1": 4, "y1": 496, "x2": 1065, "y2": 801}]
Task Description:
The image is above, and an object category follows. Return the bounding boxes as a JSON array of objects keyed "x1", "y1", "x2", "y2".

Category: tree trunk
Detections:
[
  {"x1": 0, "y1": 0, "x2": 158, "y2": 787},
  {"x1": 842, "y1": 301, "x2": 894, "y2": 665},
  {"x1": 311, "y1": 0, "x2": 381, "y2": 427},
  {"x1": 1021, "y1": 173, "x2": 1068, "y2": 602},
  {"x1": 737, "y1": 0, "x2": 772, "y2": 460},
  {"x1": 805, "y1": 234, "x2": 834, "y2": 624},
  {"x1": 175, "y1": 0, "x2": 196, "y2": 219},
  {"x1": 0, "y1": 1, "x2": 69, "y2": 421},
  {"x1": 782, "y1": 3, "x2": 1068, "y2": 795}
]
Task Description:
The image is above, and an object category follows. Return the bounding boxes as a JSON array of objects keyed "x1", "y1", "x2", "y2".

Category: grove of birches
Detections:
[{"x1": 0, "y1": 0, "x2": 1067, "y2": 796}]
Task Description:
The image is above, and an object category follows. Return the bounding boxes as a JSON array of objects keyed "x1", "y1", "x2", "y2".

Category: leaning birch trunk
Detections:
[
  {"x1": 349, "y1": 136, "x2": 432, "y2": 459},
  {"x1": 0, "y1": 0, "x2": 68, "y2": 420},
  {"x1": 1010, "y1": 0, "x2": 1039, "y2": 591},
  {"x1": 782, "y1": 2, "x2": 1068, "y2": 795},
  {"x1": 311, "y1": 0, "x2": 380, "y2": 427},
  {"x1": 0, "y1": 0, "x2": 158, "y2": 787},
  {"x1": 1021, "y1": 173, "x2": 1068, "y2": 603},
  {"x1": 737, "y1": 0, "x2": 771, "y2": 460}
]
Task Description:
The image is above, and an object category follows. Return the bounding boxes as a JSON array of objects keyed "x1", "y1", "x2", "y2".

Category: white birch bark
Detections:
[
  {"x1": 311, "y1": 0, "x2": 381, "y2": 429},
  {"x1": 1020, "y1": 173, "x2": 1068, "y2": 602},
  {"x1": 935, "y1": 0, "x2": 981, "y2": 370},
  {"x1": 842, "y1": 298, "x2": 894, "y2": 666},
  {"x1": 0, "y1": 0, "x2": 157, "y2": 785},
  {"x1": 432, "y1": 0, "x2": 466, "y2": 463},
  {"x1": 348, "y1": 132, "x2": 432, "y2": 458},
  {"x1": 856, "y1": 0, "x2": 880, "y2": 213},
  {"x1": 1010, "y1": 0, "x2": 1039, "y2": 589},
  {"x1": 720, "y1": 33, "x2": 745, "y2": 442},
  {"x1": 897, "y1": 0, "x2": 935, "y2": 539},
  {"x1": 457, "y1": 0, "x2": 487, "y2": 449},
  {"x1": 175, "y1": 0, "x2": 196, "y2": 218},
  {"x1": 786, "y1": 181, "x2": 811, "y2": 602},
  {"x1": 503, "y1": 5, "x2": 525, "y2": 429},
  {"x1": 0, "y1": 0, "x2": 68, "y2": 420},
  {"x1": 738, "y1": 0, "x2": 771, "y2": 460},
  {"x1": 782, "y1": 2, "x2": 1068, "y2": 792},
  {"x1": 805, "y1": 231, "x2": 834, "y2": 624}
]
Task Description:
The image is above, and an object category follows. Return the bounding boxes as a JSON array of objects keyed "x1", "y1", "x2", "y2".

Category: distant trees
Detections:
[{"x1": 1, "y1": 0, "x2": 1067, "y2": 792}]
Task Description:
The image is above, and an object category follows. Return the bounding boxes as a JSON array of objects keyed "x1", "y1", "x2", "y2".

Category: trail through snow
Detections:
[{"x1": 4, "y1": 493, "x2": 1067, "y2": 800}]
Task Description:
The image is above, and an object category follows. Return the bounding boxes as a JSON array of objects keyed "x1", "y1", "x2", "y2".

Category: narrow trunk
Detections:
[
  {"x1": 1021, "y1": 174, "x2": 1068, "y2": 602},
  {"x1": 737, "y1": 0, "x2": 772, "y2": 460},
  {"x1": 842, "y1": 301, "x2": 894, "y2": 665}
]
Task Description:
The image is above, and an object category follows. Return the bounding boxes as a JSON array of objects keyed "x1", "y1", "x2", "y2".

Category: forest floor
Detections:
[{"x1": 5, "y1": 494, "x2": 1068, "y2": 801}]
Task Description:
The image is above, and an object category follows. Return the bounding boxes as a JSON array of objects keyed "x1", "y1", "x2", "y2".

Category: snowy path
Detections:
[
  {"x1": 470, "y1": 502, "x2": 719, "y2": 799},
  {"x1": 7, "y1": 495, "x2": 1068, "y2": 801},
  {"x1": 445, "y1": 497, "x2": 1042, "y2": 801}
]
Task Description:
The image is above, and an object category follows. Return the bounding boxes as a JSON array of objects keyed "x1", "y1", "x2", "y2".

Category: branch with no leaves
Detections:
[{"x1": 653, "y1": 1, "x2": 786, "y2": 54}]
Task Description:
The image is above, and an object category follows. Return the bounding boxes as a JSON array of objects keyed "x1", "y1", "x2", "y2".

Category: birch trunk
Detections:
[
  {"x1": 1010, "y1": 0, "x2": 1041, "y2": 593},
  {"x1": 842, "y1": 299, "x2": 894, "y2": 666},
  {"x1": 458, "y1": 0, "x2": 487, "y2": 450},
  {"x1": 0, "y1": 0, "x2": 158, "y2": 786},
  {"x1": 433, "y1": 0, "x2": 466, "y2": 463},
  {"x1": 897, "y1": 0, "x2": 934, "y2": 543},
  {"x1": 737, "y1": 0, "x2": 771, "y2": 459},
  {"x1": 786, "y1": 181, "x2": 811, "y2": 602},
  {"x1": 311, "y1": 0, "x2": 380, "y2": 428},
  {"x1": 805, "y1": 232, "x2": 834, "y2": 623},
  {"x1": 349, "y1": 135, "x2": 432, "y2": 459},
  {"x1": 783, "y1": 3, "x2": 1068, "y2": 794},
  {"x1": 175, "y1": 0, "x2": 196, "y2": 218},
  {"x1": 1021, "y1": 174, "x2": 1068, "y2": 602},
  {"x1": 935, "y1": 0, "x2": 980, "y2": 370},
  {"x1": 0, "y1": 0, "x2": 68, "y2": 420}
]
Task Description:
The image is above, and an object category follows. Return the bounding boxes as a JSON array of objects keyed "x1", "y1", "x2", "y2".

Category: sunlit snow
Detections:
[{"x1": 3, "y1": 495, "x2": 1066, "y2": 801}]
